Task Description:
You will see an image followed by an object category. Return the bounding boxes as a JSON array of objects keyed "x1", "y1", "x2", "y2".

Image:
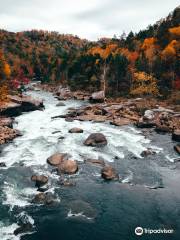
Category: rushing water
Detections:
[{"x1": 0, "y1": 90, "x2": 180, "y2": 240}]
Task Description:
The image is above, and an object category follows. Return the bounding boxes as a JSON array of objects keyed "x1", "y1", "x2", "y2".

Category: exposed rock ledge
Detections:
[{"x1": 0, "y1": 95, "x2": 44, "y2": 117}]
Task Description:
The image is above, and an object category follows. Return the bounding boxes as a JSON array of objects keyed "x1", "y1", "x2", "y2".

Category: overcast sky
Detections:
[{"x1": 0, "y1": 0, "x2": 179, "y2": 40}]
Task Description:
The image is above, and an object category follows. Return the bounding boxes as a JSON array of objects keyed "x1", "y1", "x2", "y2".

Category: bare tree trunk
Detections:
[{"x1": 101, "y1": 62, "x2": 107, "y2": 100}]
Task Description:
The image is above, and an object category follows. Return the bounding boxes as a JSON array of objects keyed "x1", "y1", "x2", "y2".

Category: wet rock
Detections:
[
  {"x1": 101, "y1": 165, "x2": 118, "y2": 180},
  {"x1": 155, "y1": 124, "x2": 170, "y2": 133},
  {"x1": 58, "y1": 136, "x2": 65, "y2": 140},
  {"x1": 174, "y1": 144, "x2": 180, "y2": 154},
  {"x1": 32, "y1": 192, "x2": 56, "y2": 205},
  {"x1": 59, "y1": 179, "x2": 76, "y2": 187},
  {"x1": 65, "y1": 117, "x2": 74, "y2": 122},
  {"x1": 90, "y1": 91, "x2": 105, "y2": 103},
  {"x1": 58, "y1": 159, "x2": 78, "y2": 174},
  {"x1": 14, "y1": 223, "x2": 33, "y2": 235},
  {"x1": 136, "y1": 117, "x2": 156, "y2": 128},
  {"x1": 47, "y1": 153, "x2": 68, "y2": 166},
  {"x1": 172, "y1": 130, "x2": 180, "y2": 142},
  {"x1": 56, "y1": 102, "x2": 66, "y2": 107},
  {"x1": 31, "y1": 175, "x2": 48, "y2": 188},
  {"x1": 37, "y1": 187, "x2": 49, "y2": 192},
  {"x1": 84, "y1": 133, "x2": 107, "y2": 147},
  {"x1": 52, "y1": 130, "x2": 61, "y2": 134},
  {"x1": 0, "y1": 162, "x2": 6, "y2": 167},
  {"x1": 86, "y1": 159, "x2": 105, "y2": 166},
  {"x1": 141, "y1": 148, "x2": 156, "y2": 157},
  {"x1": 51, "y1": 114, "x2": 67, "y2": 119},
  {"x1": 69, "y1": 128, "x2": 83, "y2": 133}
]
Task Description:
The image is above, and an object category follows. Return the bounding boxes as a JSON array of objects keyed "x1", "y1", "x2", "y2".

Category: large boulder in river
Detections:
[
  {"x1": 172, "y1": 130, "x2": 180, "y2": 142},
  {"x1": 84, "y1": 133, "x2": 107, "y2": 147},
  {"x1": 90, "y1": 91, "x2": 105, "y2": 103},
  {"x1": 69, "y1": 128, "x2": 83, "y2": 133},
  {"x1": 31, "y1": 175, "x2": 48, "y2": 188},
  {"x1": 101, "y1": 165, "x2": 118, "y2": 180},
  {"x1": 47, "y1": 153, "x2": 68, "y2": 166},
  {"x1": 58, "y1": 159, "x2": 78, "y2": 174},
  {"x1": 32, "y1": 192, "x2": 56, "y2": 205}
]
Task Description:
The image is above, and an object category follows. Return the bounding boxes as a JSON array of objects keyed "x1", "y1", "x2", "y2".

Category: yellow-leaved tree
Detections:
[
  {"x1": 0, "y1": 51, "x2": 11, "y2": 103},
  {"x1": 130, "y1": 71, "x2": 159, "y2": 97}
]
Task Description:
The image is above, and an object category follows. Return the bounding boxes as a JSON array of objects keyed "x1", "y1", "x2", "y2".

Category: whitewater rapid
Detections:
[{"x1": 0, "y1": 90, "x2": 163, "y2": 240}]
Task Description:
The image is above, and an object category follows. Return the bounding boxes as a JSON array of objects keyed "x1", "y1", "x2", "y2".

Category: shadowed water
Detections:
[{"x1": 0, "y1": 90, "x2": 180, "y2": 240}]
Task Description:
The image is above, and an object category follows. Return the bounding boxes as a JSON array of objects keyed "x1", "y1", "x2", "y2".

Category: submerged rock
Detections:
[
  {"x1": 56, "y1": 102, "x2": 66, "y2": 107},
  {"x1": 67, "y1": 200, "x2": 97, "y2": 220},
  {"x1": 14, "y1": 223, "x2": 33, "y2": 236},
  {"x1": 59, "y1": 179, "x2": 76, "y2": 187},
  {"x1": 101, "y1": 165, "x2": 118, "y2": 180},
  {"x1": 58, "y1": 159, "x2": 78, "y2": 174},
  {"x1": 155, "y1": 124, "x2": 171, "y2": 133},
  {"x1": 69, "y1": 128, "x2": 83, "y2": 133},
  {"x1": 84, "y1": 133, "x2": 107, "y2": 147},
  {"x1": 31, "y1": 175, "x2": 48, "y2": 188},
  {"x1": 86, "y1": 159, "x2": 105, "y2": 166},
  {"x1": 47, "y1": 153, "x2": 68, "y2": 166}
]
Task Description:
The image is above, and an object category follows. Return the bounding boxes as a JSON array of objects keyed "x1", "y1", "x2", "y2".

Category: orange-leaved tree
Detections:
[
  {"x1": 0, "y1": 51, "x2": 11, "y2": 103},
  {"x1": 130, "y1": 71, "x2": 159, "y2": 97}
]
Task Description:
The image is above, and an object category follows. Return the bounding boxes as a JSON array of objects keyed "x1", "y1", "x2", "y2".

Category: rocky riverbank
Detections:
[
  {"x1": 0, "y1": 94, "x2": 44, "y2": 146},
  {"x1": 38, "y1": 84, "x2": 180, "y2": 144}
]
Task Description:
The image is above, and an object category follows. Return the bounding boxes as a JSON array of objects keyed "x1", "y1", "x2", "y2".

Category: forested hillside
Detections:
[{"x1": 0, "y1": 6, "x2": 179, "y2": 100}]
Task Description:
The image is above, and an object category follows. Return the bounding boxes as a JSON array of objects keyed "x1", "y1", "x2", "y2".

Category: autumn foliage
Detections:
[
  {"x1": 0, "y1": 6, "x2": 179, "y2": 99},
  {"x1": 130, "y1": 72, "x2": 159, "y2": 96},
  {"x1": 0, "y1": 51, "x2": 11, "y2": 102}
]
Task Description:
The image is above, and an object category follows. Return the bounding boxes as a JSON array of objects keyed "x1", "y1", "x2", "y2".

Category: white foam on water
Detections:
[
  {"x1": 0, "y1": 222, "x2": 20, "y2": 240},
  {"x1": 1, "y1": 90, "x2": 152, "y2": 168},
  {"x1": 17, "y1": 211, "x2": 35, "y2": 225},
  {"x1": 3, "y1": 183, "x2": 36, "y2": 210}
]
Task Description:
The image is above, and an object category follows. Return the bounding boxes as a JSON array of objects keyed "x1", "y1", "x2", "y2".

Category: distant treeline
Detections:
[{"x1": 0, "y1": 6, "x2": 179, "y2": 100}]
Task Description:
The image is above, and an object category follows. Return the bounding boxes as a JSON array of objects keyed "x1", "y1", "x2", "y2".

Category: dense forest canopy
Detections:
[{"x1": 0, "y1": 6, "x2": 179, "y2": 99}]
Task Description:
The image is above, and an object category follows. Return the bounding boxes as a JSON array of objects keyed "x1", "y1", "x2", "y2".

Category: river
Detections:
[{"x1": 0, "y1": 90, "x2": 180, "y2": 240}]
